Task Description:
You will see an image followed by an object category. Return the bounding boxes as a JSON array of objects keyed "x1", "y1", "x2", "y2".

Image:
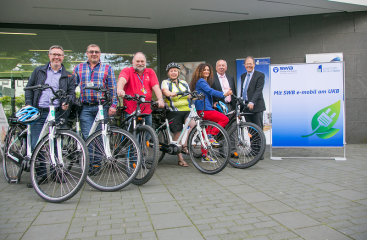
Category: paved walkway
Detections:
[{"x1": 1, "y1": 144, "x2": 367, "y2": 240}]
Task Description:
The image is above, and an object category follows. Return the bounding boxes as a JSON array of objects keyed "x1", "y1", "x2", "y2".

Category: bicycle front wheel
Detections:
[
  {"x1": 3, "y1": 125, "x2": 26, "y2": 183},
  {"x1": 187, "y1": 121, "x2": 230, "y2": 174},
  {"x1": 132, "y1": 125, "x2": 159, "y2": 185},
  {"x1": 228, "y1": 122, "x2": 266, "y2": 169},
  {"x1": 31, "y1": 130, "x2": 89, "y2": 203},
  {"x1": 85, "y1": 128, "x2": 142, "y2": 191}
]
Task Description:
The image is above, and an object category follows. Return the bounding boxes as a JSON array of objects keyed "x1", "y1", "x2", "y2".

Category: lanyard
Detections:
[{"x1": 137, "y1": 74, "x2": 144, "y2": 87}]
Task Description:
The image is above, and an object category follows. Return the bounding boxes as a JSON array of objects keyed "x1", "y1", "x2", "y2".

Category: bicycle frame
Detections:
[
  {"x1": 156, "y1": 99, "x2": 211, "y2": 151},
  {"x1": 7, "y1": 98, "x2": 64, "y2": 169}
]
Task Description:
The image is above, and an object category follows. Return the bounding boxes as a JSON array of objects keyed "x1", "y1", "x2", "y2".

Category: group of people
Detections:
[{"x1": 24, "y1": 44, "x2": 266, "y2": 187}]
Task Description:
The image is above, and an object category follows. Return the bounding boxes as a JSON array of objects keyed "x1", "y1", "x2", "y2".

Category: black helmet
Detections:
[{"x1": 166, "y1": 62, "x2": 180, "y2": 71}]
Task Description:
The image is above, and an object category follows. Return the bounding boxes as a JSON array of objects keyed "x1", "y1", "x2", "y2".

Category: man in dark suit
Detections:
[
  {"x1": 212, "y1": 59, "x2": 237, "y2": 111},
  {"x1": 240, "y1": 56, "x2": 266, "y2": 130}
]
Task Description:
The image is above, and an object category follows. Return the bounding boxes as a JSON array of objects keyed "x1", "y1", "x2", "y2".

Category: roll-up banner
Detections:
[
  {"x1": 270, "y1": 62, "x2": 345, "y2": 147},
  {"x1": 236, "y1": 57, "x2": 271, "y2": 144}
]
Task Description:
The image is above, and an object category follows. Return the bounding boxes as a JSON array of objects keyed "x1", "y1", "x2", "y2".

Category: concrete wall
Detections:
[{"x1": 159, "y1": 11, "x2": 367, "y2": 144}]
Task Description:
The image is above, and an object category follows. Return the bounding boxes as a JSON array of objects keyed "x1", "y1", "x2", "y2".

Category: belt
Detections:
[
  {"x1": 40, "y1": 107, "x2": 60, "y2": 111},
  {"x1": 83, "y1": 102, "x2": 99, "y2": 106}
]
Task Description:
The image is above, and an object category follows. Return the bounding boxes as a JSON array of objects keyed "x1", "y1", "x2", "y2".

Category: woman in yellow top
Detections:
[{"x1": 161, "y1": 62, "x2": 196, "y2": 167}]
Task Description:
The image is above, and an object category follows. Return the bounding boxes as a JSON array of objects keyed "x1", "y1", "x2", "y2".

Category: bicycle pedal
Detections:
[{"x1": 10, "y1": 177, "x2": 18, "y2": 183}]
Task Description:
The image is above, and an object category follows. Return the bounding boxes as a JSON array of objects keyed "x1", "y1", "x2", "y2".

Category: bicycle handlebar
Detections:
[
  {"x1": 85, "y1": 86, "x2": 108, "y2": 92},
  {"x1": 24, "y1": 84, "x2": 67, "y2": 101}
]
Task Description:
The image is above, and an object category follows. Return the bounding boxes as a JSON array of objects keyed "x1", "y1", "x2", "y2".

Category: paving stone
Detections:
[
  {"x1": 142, "y1": 192, "x2": 174, "y2": 203},
  {"x1": 266, "y1": 231, "x2": 298, "y2": 240},
  {"x1": 251, "y1": 200, "x2": 294, "y2": 215},
  {"x1": 270, "y1": 211, "x2": 321, "y2": 229},
  {"x1": 32, "y1": 210, "x2": 75, "y2": 225},
  {"x1": 22, "y1": 223, "x2": 69, "y2": 240},
  {"x1": 332, "y1": 190, "x2": 367, "y2": 201},
  {"x1": 156, "y1": 226, "x2": 204, "y2": 240},
  {"x1": 350, "y1": 232, "x2": 367, "y2": 240},
  {"x1": 139, "y1": 184, "x2": 169, "y2": 194},
  {"x1": 312, "y1": 183, "x2": 346, "y2": 192},
  {"x1": 150, "y1": 212, "x2": 192, "y2": 230},
  {"x1": 145, "y1": 201, "x2": 182, "y2": 215},
  {"x1": 247, "y1": 227, "x2": 276, "y2": 236},
  {"x1": 294, "y1": 225, "x2": 351, "y2": 240},
  {"x1": 237, "y1": 192, "x2": 274, "y2": 203}
]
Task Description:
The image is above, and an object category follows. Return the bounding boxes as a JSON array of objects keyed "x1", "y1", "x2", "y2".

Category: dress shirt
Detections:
[
  {"x1": 217, "y1": 73, "x2": 231, "y2": 102},
  {"x1": 38, "y1": 64, "x2": 61, "y2": 108}
]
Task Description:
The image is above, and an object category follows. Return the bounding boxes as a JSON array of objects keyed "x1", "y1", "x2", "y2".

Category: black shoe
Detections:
[{"x1": 26, "y1": 176, "x2": 48, "y2": 188}]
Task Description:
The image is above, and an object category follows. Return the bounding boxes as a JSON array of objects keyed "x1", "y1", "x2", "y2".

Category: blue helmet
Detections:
[
  {"x1": 217, "y1": 101, "x2": 228, "y2": 115},
  {"x1": 15, "y1": 106, "x2": 41, "y2": 124}
]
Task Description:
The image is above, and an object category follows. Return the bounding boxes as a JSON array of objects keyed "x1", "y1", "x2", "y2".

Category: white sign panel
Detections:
[{"x1": 271, "y1": 62, "x2": 344, "y2": 147}]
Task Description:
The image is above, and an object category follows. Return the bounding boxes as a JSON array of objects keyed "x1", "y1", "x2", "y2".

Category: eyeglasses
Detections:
[
  {"x1": 88, "y1": 50, "x2": 100, "y2": 54},
  {"x1": 49, "y1": 53, "x2": 64, "y2": 57}
]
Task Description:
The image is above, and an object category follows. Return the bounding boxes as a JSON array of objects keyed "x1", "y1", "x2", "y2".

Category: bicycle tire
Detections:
[
  {"x1": 156, "y1": 127, "x2": 168, "y2": 163},
  {"x1": 132, "y1": 125, "x2": 159, "y2": 185},
  {"x1": 2, "y1": 125, "x2": 26, "y2": 183},
  {"x1": 228, "y1": 122, "x2": 266, "y2": 169},
  {"x1": 31, "y1": 130, "x2": 89, "y2": 203},
  {"x1": 85, "y1": 128, "x2": 142, "y2": 191},
  {"x1": 187, "y1": 121, "x2": 230, "y2": 174}
]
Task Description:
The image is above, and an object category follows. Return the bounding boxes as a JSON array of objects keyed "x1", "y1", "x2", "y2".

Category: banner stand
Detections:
[{"x1": 269, "y1": 62, "x2": 346, "y2": 161}]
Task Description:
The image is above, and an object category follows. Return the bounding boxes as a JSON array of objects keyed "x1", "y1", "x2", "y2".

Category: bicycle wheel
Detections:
[
  {"x1": 2, "y1": 125, "x2": 26, "y2": 183},
  {"x1": 228, "y1": 122, "x2": 266, "y2": 169},
  {"x1": 132, "y1": 125, "x2": 159, "y2": 185},
  {"x1": 156, "y1": 127, "x2": 168, "y2": 163},
  {"x1": 187, "y1": 121, "x2": 230, "y2": 174},
  {"x1": 31, "y1": 130, "x2": 89, "y2": 203},
  {"x1": 85, "y1": 128, "x2": 141, "y2": 191}
]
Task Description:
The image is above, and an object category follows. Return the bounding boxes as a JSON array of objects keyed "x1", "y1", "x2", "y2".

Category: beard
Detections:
[{"x1": 133, "y1": 64, "x2": 146, "y2": 72}]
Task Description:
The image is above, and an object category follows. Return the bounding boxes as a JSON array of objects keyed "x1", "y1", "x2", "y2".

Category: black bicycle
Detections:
[
  {"x1": 116, "y1": 94, "x2": 159, "y2": 186},
  {"x1": 223, "y1": 95, "x2": 266, "y2": 168}
]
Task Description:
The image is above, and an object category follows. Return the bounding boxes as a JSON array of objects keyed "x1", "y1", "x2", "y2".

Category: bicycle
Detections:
[
  {"x1": 153, "y1": 91, "x2": 231, "y2": 174},
  {"x1": 68, "y1": 86, "x2": 142, "y2": 191},
  {"x1": 224, "y1": 94, "x2": 266, "y2": 168},
  {"x1": 2, "y1": 84, "x2": 89, "y2": 203},
  {"x1": 118, "y1": 94, "x2": 159, "y2": 186}
]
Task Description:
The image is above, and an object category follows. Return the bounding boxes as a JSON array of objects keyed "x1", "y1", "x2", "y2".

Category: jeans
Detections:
[
  {"x1": 31, "y1": 109, "x2": 61, "y2": 177},
  {"x1": 79, "y1": 105, "x2": 109, "y2": 140},
  {"x1": 79, "y1": 105, "x2": 109, "y2": 169}
]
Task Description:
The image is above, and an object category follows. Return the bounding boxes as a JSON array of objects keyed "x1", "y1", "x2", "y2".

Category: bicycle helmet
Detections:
[
  {"x1": 15, "y1": 106, "x2": 41, "y2": 124},
  {"x1": 217, "y1": 101, "x2": 228, "y2": 115},
  {"x1": 166, "y1": 62, "x2": 181, "y2": 72}
]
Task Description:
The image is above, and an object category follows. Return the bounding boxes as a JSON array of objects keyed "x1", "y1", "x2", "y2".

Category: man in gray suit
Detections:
[{"x1": 212, "y1": 59, "x2": 236, "y2": 111}]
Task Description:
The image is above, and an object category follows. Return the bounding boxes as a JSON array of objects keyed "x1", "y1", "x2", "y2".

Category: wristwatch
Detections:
[{"x1": 158, "y1": 99, "x2": 164, "y2": 101}]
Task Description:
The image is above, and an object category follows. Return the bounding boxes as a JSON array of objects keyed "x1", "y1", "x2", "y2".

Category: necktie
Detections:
[
  {"x1": 220, "y1": 75, "x2": 231, "y2": 102},
  {"x1": 242, "y1": 73, "x2": 251, "y2": 101}
]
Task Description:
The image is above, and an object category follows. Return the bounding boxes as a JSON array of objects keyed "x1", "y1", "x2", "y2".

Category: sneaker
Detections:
[
  {"x1": 207, "y1": 135, "x2": 220, "y2": 147},
  {"x1": 201, "y1": 154, "x2": 217, "y2": 163}
]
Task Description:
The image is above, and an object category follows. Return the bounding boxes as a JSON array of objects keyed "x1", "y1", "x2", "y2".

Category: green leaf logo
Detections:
[{"x1": 301, "y1": 100, "x2": 340, "y2": 139}]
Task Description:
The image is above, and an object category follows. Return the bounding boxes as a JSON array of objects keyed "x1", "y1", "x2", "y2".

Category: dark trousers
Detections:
[{"x1": 244, "y1": 111, "x2": 263, "y2": 130}]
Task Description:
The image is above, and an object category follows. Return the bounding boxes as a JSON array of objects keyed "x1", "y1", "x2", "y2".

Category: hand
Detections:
[
  {"x1": 109, "y1": 107, "x2": 116, "y2": 116},
  {"x1": 62, "y1": 103, "x2": 69, "y2": 111},
  {"x1": 117, "y1": 89, "x2": 125, "y2": 97},
  {"x1": 247, "y1": 102, "x2": 254, "y2": 110},
  {"x1": 225, "y1": 88, "x2": 233, "y2": 97},
  {"x1": 157, "y1": 99, "x2": 165, "y2": 108},
  {"x1": 213, "y1": 102, "x2": 218, "y2": 108},
  {"x1": 171, "y1": 92, "x2": 177, "y2": 97}
]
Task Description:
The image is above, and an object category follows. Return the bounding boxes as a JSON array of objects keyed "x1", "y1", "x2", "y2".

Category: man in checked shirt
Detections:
[{"x1": 73, "y1": 44, "x2": 118, "y2": 140}]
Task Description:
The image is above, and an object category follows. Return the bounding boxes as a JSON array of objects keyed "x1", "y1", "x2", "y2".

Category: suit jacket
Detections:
[
  {"x1": 212, "y1": 73, "x2": 237, "y2": 110},
  {"x1": 240, "y1": 70, "x2": 266, "y2": 113}
]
